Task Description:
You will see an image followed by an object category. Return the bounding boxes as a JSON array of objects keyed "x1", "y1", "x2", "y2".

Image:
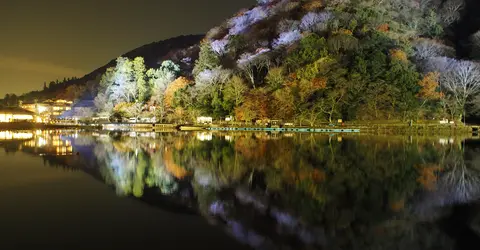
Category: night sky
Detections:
[{"x1": 0, "y1": 0, "x2": 255, "y2": 97}]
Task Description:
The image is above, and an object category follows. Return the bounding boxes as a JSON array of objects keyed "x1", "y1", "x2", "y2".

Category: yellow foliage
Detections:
[
  {"x1": 333, "y1": 28, "x2": 353, "y2": 36},
  {"x1": 389, "y1": 49, "x2": 408, "y2": 62},
  {"x1": 303, "y1": 0, "x2": 323, "y2": 11}
]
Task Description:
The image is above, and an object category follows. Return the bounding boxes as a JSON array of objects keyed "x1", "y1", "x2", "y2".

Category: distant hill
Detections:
[{"x1": 11, "y1": 34, "x2": 203, "y2": 102}]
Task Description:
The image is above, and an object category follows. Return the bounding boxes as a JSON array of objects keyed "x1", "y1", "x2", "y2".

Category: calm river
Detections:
[{"x1": 0, "y1": 130, "x2": 479, "y2": 250}]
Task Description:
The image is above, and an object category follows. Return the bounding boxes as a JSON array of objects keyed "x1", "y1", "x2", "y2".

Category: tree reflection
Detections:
[{"x1": 16, "y1": 130, "x2": 478, "y2": 250}]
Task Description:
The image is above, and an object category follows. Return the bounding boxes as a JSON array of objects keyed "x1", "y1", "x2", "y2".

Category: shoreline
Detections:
[{"x1": 0, "y1": 122, "x2": 478, "y2": 135}]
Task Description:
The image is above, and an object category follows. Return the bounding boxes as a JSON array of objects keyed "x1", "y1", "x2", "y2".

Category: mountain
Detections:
[{"x1": 9, "y1": 34, "x2": 203, "y2": 103}]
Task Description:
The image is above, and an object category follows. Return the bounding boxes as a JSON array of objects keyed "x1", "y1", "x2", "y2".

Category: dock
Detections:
[{"x1": 208, "y1": 127, "x2": 360, "y2": 133}]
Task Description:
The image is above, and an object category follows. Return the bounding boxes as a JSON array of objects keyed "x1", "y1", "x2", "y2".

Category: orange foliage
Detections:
[
  {"x1": 164, "y1": 77, "x2": 191, "y2": 109},
  {"x1": 377, "y1": 23, "x2": 389, "y2": 32},
  {"x1": 235, "y1": 89, "x2": 270, "y2": 121},
  {"x1": 311, "y1": 77, "x2": 328, "y2": 90},
  {"x1": 389, "y1": 49, "x2": 408, "y2": 62},
  {"x1": 164, "y1": 148, "x2": 189, "y2": 179},
  {"x1": 417, "y1": 72, "x2": 443, "y2": 100},
  {"x1": 416, "y1": 164, "x2": 443, "y2": 191},
  {"x1": 303, "y1": 0, "x2": 323, "y2": 11}
]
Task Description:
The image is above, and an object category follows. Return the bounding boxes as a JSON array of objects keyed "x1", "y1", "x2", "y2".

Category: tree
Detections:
[
  {"x1": 223, "y1": 75, "x2": 248, "y2": 111},
  {"x1": 193, "y1": 42, "x2": 220, "y2": 76},
  {"x1": 265, "y1": 67, "x2": 285, "y2": 91},
  {"x1": 438, "y1": 59, "x2": 480, "y2": 122},
  {"x1": 413, "y1": 39, "x2": 455, "y2": 62},
  {"x1": 471, "y1": 31, "x2": 480, "y2": 59},
  {"x1": 164, "y1": 77, "x2": 191, "y2": 109},
  {"x1": 94, "y1": 92, "x2": 113, "y2": 116},
  {"x1": 416, "y1": 72, "x2": 443, "y2": 116},
  {"x1": 133, "y1": 57, "x2": 148, "y2": 102},
  {"x1": 64, "y1": 84, "x2": 86, "y2": 101},
  {"x1": 235, "y1": 89, "x2": 269, "y2": 121},
  {"x1": 439, "y1": 0, "x2": 464, "y2": 26},
  {"x1": 237, "y1": 51, "x2": 271, "y2": 88},
  {"x1": 109, "y1": 57, "x2": 136, "y2": 103},
  {"x1": 285, "y1": 34, "x2": 329, "y2": 70}
]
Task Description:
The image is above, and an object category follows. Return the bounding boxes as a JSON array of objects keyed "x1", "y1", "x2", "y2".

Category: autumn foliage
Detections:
[
  {"x1": 377, "y1": 23, "x2": 389, "y2": 32},
  {"x1": 164, "y1": 77, "x2": 191, "y2": 109},
  {"x1": 235, "y1": 89, "x2": 270, "y2": 121},
  {"x1": 417, "y1": 72, "x2": 443, "y2": 100},
  {"x1": 389, "y1": 49, "x2": 408, "y2": 62},
  {"x1": 303, "y1": 0, "x2": 323, "y2": 11}
]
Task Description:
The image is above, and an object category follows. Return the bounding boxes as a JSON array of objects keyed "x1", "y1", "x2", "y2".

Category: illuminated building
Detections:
[
  {"x1": 21, "y1": 99, "x2": 73, "y2": 122},
  {"x1": 0, "y1": 107, "x2": 35, "y2": 122}
]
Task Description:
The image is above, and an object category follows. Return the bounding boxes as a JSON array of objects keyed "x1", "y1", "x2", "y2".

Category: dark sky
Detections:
[{"x1": 0, "y1": 0, "x2": 255, "y2": 97}]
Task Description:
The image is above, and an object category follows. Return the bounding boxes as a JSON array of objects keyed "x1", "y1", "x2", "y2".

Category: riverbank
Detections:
[{"x1": 1, "y1": 122, "x2": 478, "y2": 135}]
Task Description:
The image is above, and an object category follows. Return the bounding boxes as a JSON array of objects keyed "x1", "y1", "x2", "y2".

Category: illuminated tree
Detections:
[
  {"x1": 413, "y1": 39, "x2": 456, "y2": 61},
  {"x1": 193, "y1": 42, "x2": 220, "y2": 76},
  {"x1": 272, "y1": 30, "x2": 302, "y2": 49},
  {"x1": 437, "y1": 59, "x2": 480, "y2": 121},
  {"x1": 265, "y1": 67, "x2": 285, "y2": 91},
  {"x1": 133, "y1": 57, "x2": 148, "y2": 102},
  {"x1": 416, "y1": 72, "x2": 443, "y2": 111},
  {"x1": 164, "y1": 77, "x2": 191, "y2": 109},
  {"x1": 109, "y1": 57, "x2": 136, "y2": 103},
  {"x1": 235, "y1": 89, "x2": 270, "y2": 121},
  {"x1": 223, "y1": 75, "x2": 248, "y2": 108},
  {"x1": 438, "y1": 0, "x2": 464, "y2": 26},
  {"x1": 299, "y1": 12, "x2": 332, "y2": 32}
]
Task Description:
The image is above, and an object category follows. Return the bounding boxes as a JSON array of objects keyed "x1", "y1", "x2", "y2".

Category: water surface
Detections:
[{"x1": 1, "y1": 130, "x2": 480, "y2": 250}]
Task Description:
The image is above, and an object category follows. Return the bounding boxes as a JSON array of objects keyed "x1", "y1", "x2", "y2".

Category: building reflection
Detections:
[{"x1": 0, "y1": 130, "x2": 75, "y2": 155}]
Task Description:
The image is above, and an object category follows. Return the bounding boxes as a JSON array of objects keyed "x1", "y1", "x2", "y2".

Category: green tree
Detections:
[
  {"x1": 133, "y1": 57, "x2": 149, "y2": 102},
  {"x1": 193, "y1": 42, "x2": 220, "y2": 76}
]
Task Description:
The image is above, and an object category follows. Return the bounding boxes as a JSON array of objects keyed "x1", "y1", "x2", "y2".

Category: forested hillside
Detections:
[{"x1": 92, "y1": 0, "x2": 480, "y2": 124}]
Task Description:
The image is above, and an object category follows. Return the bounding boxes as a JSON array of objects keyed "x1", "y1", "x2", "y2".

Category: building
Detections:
[
  {"x1": 197, "y1": 116, "x2": 213, "y2": 124},
  {"x1": 0, "y1": 107, "x2": 35, "y2": 123},
  {"x1": 58, "y1": 100, "x2": 95, "y2": 121},
  {"x1": 21, "y1": 99, "x2": 73, "y2": 122}
]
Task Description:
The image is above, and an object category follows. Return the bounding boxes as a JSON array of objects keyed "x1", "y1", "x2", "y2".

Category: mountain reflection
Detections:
[{"x1": 2, "y1": 130, "x2": 480, "y2": 250}]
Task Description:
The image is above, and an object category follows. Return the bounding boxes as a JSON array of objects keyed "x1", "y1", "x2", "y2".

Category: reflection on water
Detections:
[{"x1": 2, "y1": 130, "x2": 480, "y2": 250}]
